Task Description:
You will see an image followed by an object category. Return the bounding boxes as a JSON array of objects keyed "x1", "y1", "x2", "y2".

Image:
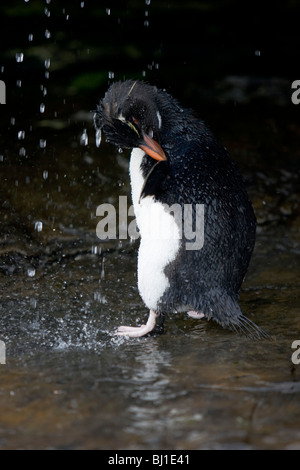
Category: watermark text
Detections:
[
  {"x1": 291, "y1": 80, "x2": 300, "y2": 105},
  {"x1": 291, "y1": 340, "x2": 300, "y2": 365},
  {"x1": 96, "y1": 196, "x2": 204, "y2": 251}
]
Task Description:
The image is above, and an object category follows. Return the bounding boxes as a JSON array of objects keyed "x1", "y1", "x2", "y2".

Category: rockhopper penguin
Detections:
[{"x1": 94, "y1": 80, "x2": 268, "y2": 339}]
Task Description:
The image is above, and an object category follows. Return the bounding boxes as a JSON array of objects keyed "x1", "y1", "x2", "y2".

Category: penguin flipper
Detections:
[
  {"x1": 202, "y1": 289, "x2": 270, "y2": 340},
  {"x1": 139, "y1": 160, "x2": 169, "y2": 201}
]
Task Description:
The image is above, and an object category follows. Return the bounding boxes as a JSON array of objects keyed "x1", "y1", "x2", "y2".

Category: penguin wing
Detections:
[{"x1": 139, "y1": 160, "x2": 170, "y2": 201}]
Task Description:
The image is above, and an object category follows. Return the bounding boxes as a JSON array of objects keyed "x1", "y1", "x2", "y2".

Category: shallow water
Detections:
[{"x1": 1, "y1": 0, "x2": 300, "y2": 451}]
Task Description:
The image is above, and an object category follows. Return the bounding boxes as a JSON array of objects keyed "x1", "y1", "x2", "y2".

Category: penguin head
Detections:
[{"x1": 94, "y1": 80, "x2": 167, "y2": 161}]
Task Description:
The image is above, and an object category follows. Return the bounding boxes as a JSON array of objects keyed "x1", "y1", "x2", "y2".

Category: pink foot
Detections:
[
  {"x1": 115, "y1": 310, "x2": 158, "y2": 337},
  {"x1": 187, "y1": 310, "x2": 205, "y2": 319}
]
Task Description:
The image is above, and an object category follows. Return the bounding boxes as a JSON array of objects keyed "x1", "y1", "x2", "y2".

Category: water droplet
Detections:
[
  {"x1": 45, "y1": 29, "x2": 51, "y2": 39},
  {"x1": 44, "y1": 7, "x2": 50, "y2": 17},
  {"x1": 43, "y1": 170, "x2": 48, "y2": 180},
  {"x1": 108, "y1": 71, "x2": 114, "y2": 79},
  {"x1": 19, "y1": 147, "x2": 26, "y2": 157},
  {"x1": 80, "y1": 1, "x2": 85, "y2": 7},
  {"x1": 255, "y1": 50, "x2": 261, "y2": 56},
  {"x1": 44, "y1": 58, "x2": 51, "y2": 69},
  {"x1": 16, "y1": 80, "x2": 22, "y2": 87},
  {"x1": 40, "y1": 139, "x2": 47, "y2": 148},
  {"x1": 18, "y1": 130, "x2": 25, "y2": 140},
  {"x1": 80, "y1": 129, "x2": 88, "y2": 146},
  {"x1": 27, "y1": 268, "x2": 36, "y2": 277},
  {"x1": 101, "y1": 257, "x2": 105, "y2": 279},
  {"x1": 15, "y1": 52, "x2": 24, "y2": 63},
  {"x1": 144, "y1": 20, "x2": 150, "y2": 27},
  {"x1": 10, "y1": 117, "x2": 15, "y2": 125},
  {"x1": 34, "y1": 221, "x2": 43, "y2": 232},
  {"x1": 0, "y1": 155, "x2": 3, "y2": 162},
  {"x1": 106, "y1": 8, "x2": 111, "y2": 15},
  {"x1": 40, "y1": 103, "x2": 45, "y2": 113},
  {"x1": 95, "y1": 128, "x2": 102, "y2": 148},
  {"x1": 118, "y1": 147, "x2": 123, "y2": 154},
  {"x1": 28, "y1": 33, "x2": 33, "y2": 42},
  {"x1": 145, "y1": 0, "x2": 151, "y2": 5}
]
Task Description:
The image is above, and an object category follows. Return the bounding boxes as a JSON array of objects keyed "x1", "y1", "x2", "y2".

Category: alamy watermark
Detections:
[
  {"x1": 291, "y1": 80, "x2": 300, "y2": 105},
  {"x1": 291, "y1": 340, "x2": 300, "y2": 365},
  {"x1": 0, "y1": 80, "x2": 6, "y2": 104},
  {"x1": 96, "y1": 196, "x2": 204, "y2": 251},
  {"x1": 0, "y1": 341, "x2": 6, "y2": 364}
]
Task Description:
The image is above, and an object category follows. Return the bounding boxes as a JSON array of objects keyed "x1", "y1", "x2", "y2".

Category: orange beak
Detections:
[{"x1": 139, "y1": 133, "x2": 167, "y2": 161}]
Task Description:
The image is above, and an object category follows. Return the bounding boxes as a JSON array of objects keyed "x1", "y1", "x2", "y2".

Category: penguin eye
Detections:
[{"x1": 132, "y1": 117, "x2": 139, "y2": 125}]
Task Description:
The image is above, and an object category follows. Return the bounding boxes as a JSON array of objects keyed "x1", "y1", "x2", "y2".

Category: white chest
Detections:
[{"x1": 129, "y1": 148, "x2": 180, "y2": 311}]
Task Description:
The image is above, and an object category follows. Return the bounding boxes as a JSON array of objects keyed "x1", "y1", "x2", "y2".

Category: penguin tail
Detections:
[{"x1": 203, "y1": 289, "x2": 270, "y2": 340}]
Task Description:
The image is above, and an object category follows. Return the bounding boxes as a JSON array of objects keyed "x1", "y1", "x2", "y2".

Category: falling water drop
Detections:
[
  {"x1": 45, "y1": 29, "x2": 51, "y2": 39},
  {"x1": 15, "y1": 52, "x2": 24, "y2": 63},
  {"x1": 27, "y1": 268, "x2": 36, "y2": 277},
  {"x1": 80, "y1": 129, "x2": 88, "y2": 146},
  {"x1": 40, "y1": 139, "x2": 47, "y2": 148},
  {"x1": 28, "y1": 33, "x2": 33, "y2": 42},
  {"x1": 43, "y1": 170, "x2": 48, "y2": 180},
  {"x1": 40, "y1": 103, "x2": 45, "y2": 113},
  {"x1": 106, "y1": 8, "x2": 111, "y2": 15},
  {"x1": 108, "y1": 71, "x2": 114, "y2": 79},
  {"x1": 16, "y1": 80, "x2": 22, "y2": 87},
  {"x1": 34, "y1": 221, "x2": 43, "y2": 232},
  {"x1": 95, "y1": 128, "x2": 102, "y2": 148},
  {"x1": 44, "y1": 58, "x2": 51, "y2": 69},
  {"x1": 18, "y1": 130, "x2": 25, "y2": 140},
  {"x1": 19, "y1": 147, "x2": 26, "y2": 157}
]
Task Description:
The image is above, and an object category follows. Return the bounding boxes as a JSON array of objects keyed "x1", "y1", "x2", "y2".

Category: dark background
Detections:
[{"x1": 0, "y1": 0, "x2": 299, "y2": 119}]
